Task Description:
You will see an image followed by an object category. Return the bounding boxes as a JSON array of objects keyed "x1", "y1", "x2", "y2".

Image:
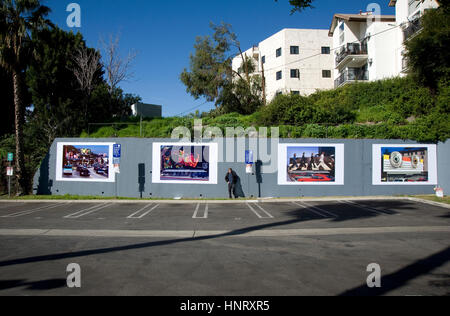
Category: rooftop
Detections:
[{"x1": 329, "y1": 12, "x2": 396, "y2": 36}]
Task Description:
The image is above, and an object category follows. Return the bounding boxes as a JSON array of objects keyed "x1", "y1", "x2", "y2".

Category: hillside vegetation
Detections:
[{"x1": 84, "y1": 76, "x2": 450, "y2": 143}]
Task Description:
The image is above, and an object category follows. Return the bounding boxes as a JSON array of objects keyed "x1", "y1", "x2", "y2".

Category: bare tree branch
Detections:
[
  {"x1": 70, "y1": 46, "x2": 102, "y2": 97},
  {"x1": 100, "y1": 33, "x2": 137, "y2": 92}
]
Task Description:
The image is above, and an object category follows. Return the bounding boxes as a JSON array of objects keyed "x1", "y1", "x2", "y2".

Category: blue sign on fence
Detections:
[
  {"x1": 245, "y1": 150, "x2": 254, "y2": 165},
  {"x1": 113, "y1": 144, "x2": 121, "y2": 158}
]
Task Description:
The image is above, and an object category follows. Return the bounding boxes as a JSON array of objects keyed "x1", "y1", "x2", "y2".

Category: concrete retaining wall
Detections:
[{"x1": 33, "y1": 138, "x2": 449, "y2": 199}]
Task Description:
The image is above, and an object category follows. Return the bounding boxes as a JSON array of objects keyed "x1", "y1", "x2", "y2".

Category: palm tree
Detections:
[{"x1": 0, "y1": 0, "x2": 51, "y2": 195}]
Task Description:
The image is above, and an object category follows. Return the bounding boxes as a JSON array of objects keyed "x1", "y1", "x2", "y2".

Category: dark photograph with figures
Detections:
[
  {"x1": 287, "y1": 146, "x2": 336, "y2": 183},
  {"x1": 160, "y1": 145, "x2": 210, "y2": 182}
]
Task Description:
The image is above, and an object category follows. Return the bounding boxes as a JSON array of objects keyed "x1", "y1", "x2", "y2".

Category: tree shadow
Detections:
[
  {"x1": 339, "y1": 247, "x2": 450, "y2": 296},
  {"x1": 36, "y1": 153, "x2": 52, "y2": 195},
  {"x1": 0, "y1": 279, "x2": 66, "y2": 291},
  {"x1": 282, "y1": 200, "x2": 426, "y2": 223},
  {"x1": 0, "y1": 217, "x2": 325, "y2": 268}
]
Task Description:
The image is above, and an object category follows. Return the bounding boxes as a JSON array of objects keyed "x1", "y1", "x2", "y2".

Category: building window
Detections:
[
  {"x1": 290, "y1": 69, "x2": 300, "y2": 79},
  {"x1": 321, "y1": 46, "x2": 330, "y2": 54},
  {"x1": 276, "y1": 71, "x2": 282, "y2": 80},
  {"x1": 276, "y1": 91, "x2": 283, "y2": 96},
  {"x1": 322, "y1": 70, "x2": 332, "y2": 78},
  {"x1": 339, "y1": 22, "x2": 345, "y2": 45},
  {"x1": 262, "y1": 56, "x2": 266, "y2": 64},
  {"x1": 291, "y1": 91, "x2": 300, "y2": 95},
  {"x1": 290, "y1": 46, "x2": 299, "y2": 55},
  {"x1": 276, "y1": 48, "x2": 282, "y2": 57}
]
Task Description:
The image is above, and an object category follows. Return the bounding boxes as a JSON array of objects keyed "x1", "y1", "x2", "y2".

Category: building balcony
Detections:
[
  {"x1": 335, "y1": 42, "x2": 368, "y2": 69},
  {"x1": 335, "y1": 68, "x2": 369, "y2": 88},
  {"x1": 403, "y1": 17, "x2": 422, "y2": 41}
]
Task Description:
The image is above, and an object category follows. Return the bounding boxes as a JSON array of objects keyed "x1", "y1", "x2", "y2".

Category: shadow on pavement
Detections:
[
  {"x1": 0, "y1": 278, "x2": 66, "y2": 291},
  {"x1": 339, "y1": 247, "x2": 450, "y2": 296}
]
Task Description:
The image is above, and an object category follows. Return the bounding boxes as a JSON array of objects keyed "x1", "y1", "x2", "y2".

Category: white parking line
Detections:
[
  {"x1": 246, "y1": 202, "x2": 273, "y2": 219},
  {"x1": 292, "y1": 202, "x2": 327, "y2": 218},
  {"x1": 296, "y1": 201, "x2": 338, "y2": 218},
  {"x1": 340, "y1": 200, "x2": 388, "y2": 216},
  {"x1": 64, "y1": 203, "x2": 111, "y2": 219},
  {"x1": 253, "y1": 203, "x2": 274, "y2": 219},
  {"x1": 127, "y1": 204, "x2": 159, "y2": 219},
  {"x1": 1, "y1": 203, "x2": 70, "y2": 218},
  {"x1": 193, "y1": 203, "x2": 208, "y2": 219}
]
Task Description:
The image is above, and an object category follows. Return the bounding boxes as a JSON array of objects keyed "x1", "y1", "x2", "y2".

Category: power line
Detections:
[
  {"x1": 174, "y1": 100, "x2": 211, "y2": 117},
  {"x1": 243, "y1": 24, "x2": 402, "y2": 74}
]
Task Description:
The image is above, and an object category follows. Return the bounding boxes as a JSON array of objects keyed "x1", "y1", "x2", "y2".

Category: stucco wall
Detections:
[{"x1": 33, "y1": 138, "x2": 448, "y2": 199}]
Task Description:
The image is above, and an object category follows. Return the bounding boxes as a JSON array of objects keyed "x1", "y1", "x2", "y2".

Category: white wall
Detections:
[
  {"x1": 392, "y1": 0, "x2": 440, "y2": 76},
  {"x1": 331, "y1": 16, "x2": 398, "y2": 82},
  {"x1": 232, "y1": 28, "x2": 334, "y2": 102}
]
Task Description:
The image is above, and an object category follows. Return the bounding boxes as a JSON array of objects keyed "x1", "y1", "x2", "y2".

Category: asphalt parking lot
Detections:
[{"x1": 0, "y1": 198, "x2": 449, "y2": 296}]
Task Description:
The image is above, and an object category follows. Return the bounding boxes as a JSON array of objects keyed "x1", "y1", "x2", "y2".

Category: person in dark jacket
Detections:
[{"x1": 225, "y1": 168, "x2": 238, "y2": 199}]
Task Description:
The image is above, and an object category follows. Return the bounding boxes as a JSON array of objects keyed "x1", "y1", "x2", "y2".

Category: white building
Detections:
[
  {"x1": 232, "y1": 28, "x2": 334, "y2": 102},
  {"x1": 329, "y1": 12, "x2": 398, "y2": 88},
  {"x1": 388, "y1": 0, "x2": 440, "y2": 75}
]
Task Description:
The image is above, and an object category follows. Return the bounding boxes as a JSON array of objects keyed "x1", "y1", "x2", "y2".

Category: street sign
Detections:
[
  {"x1": 7, "y1": 153, "x2": 13, "y2": 162},
  {"x1": 6, "y1": 167, "x2": 13, "y2": 176},
  {"x1": 245, "y1": 150, "x2": 254, "y2": 165}
]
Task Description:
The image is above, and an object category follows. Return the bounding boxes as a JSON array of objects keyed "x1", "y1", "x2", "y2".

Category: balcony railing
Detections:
[
  {"x1": 403, "y1": 18, "x2": 422, "y2": 41},
  {"x1": 335, "y1": 68, "x2": 369, "y2": 88},
  {"x1": 335, "y1": 42, "x2": 368, "y2": 66}
]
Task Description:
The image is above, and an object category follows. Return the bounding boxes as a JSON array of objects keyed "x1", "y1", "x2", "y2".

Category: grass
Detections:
[
  {"x1": 412, "y1": 195, "x2": 450, "y2": 205},
  {"x1": 0, "y1": 194, "x2": 251, "y2": 201},
  {"x1": 1, "y1": 194, "x2": 448, "y2": 204}
]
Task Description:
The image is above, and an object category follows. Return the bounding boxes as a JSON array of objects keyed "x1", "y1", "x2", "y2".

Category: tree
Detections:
[
  {"x1": 406, "y1": 4, "x2": 450, "y2": 90},
  {"x1": 405, "y1": 4, "x2": 450, "y2": 90},
  {"x1": 0, "y1": 0, "x2": 52, "y2": 195},
  {"x1": 275, "y1": 0, "x2": 314, "y2": 14},
  {"x1": 100, "y1": 33, "x2": 137, "y2": 93},
  {"x1": 181, "y1": 22, "x2": 263, "y2": 114},
  {"x1": 69, "y1": 45, "x2": 104, "y2": 126},
  {"x1": 0, "y1": 66, "x2": 15, "y2": 137}
]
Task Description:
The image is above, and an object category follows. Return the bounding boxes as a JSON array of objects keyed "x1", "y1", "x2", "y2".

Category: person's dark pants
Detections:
[{"x1": 228, "y1": 183, "x2": 236, "y2": 199}]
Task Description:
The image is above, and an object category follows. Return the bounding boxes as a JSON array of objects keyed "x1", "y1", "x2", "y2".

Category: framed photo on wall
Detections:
[
  {"x1": 56, "y1": 142, "x2": 116, "y2": 183},
  {"x1": 372, "y1": 144, "x2": 438, "y2": 185},
  {"x1": 278, "y1": 144, "x2": 345, "y2": 185},
  {"x1": 152, "y1": 142, "x2": 219, "y2": 185}
]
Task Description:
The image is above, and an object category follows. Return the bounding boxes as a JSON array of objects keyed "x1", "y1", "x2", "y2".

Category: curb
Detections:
[{"x1": 0, "y1": 196, "x2": 448, "y2": 207}]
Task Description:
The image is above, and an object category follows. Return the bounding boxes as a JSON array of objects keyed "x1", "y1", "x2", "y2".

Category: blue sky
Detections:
[
  {"x1": 43, "y1": 0, "x2": 395, "y2": 117},
  {"x1": 71, "y1": 145, "x2": 109, "y2": 156}
]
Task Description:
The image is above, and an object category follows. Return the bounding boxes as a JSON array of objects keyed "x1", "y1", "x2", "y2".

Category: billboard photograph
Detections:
[
  {"x1": 56, "y1": 143, "x2": 115, "y2": 182},
  {"x1": 372, "y1": 144, "x2": 438, "y2": 185},
  {"x1": 152, "y1": 143, "x2": 218, "y2": 184},
  {"x1": 278, "y1": 144, "x2": 345, "y2": 185}
]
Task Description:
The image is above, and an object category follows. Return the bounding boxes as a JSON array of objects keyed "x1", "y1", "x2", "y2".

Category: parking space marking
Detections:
[
  {"x1": 127, "y1": 204, "x2": 159, "y2": 219},
  {"x1": 292, "y1": 202, "x2": 327, "y2": 218},
  {"x1": 1, "y1": 203, "x2": 70, "y2": 218},
  {"x1": 253, "y1": 203, "x2": 274, "y2": 219},
  {"x1": 340, "y1": 200, "x2": 388, "y2": 215},
  {"x1": 64, "y1": 203, "x2": 111, "y2": 219},
  {"x1": 246, "y1": 203, "x2": 273, "y2": 219},
  {"x1": 297, "y1": 201, "x2": 338, "y2": 218},
  {"x1": 193, "y1": 203, "x2": 208, "y2": 219}
]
